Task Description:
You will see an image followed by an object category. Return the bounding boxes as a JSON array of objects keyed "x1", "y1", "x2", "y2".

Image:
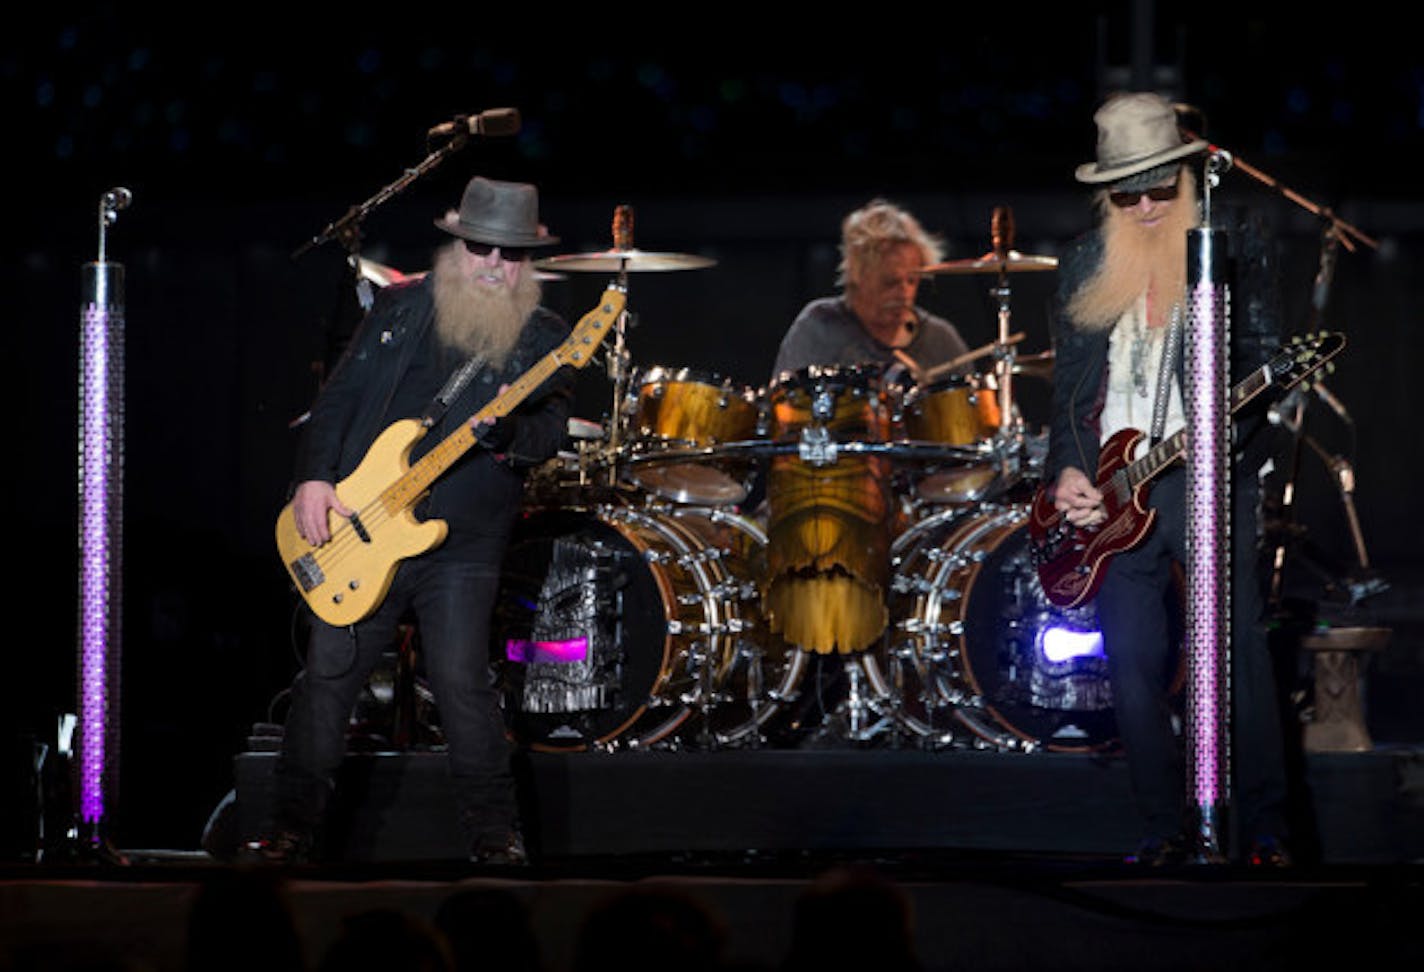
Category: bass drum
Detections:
[
  {"x1": 493, "y1": 503, "x2": 805, "y2": 751},
  {"x1": 867, "y1": 505, "x2": 1118, "y2": 751}
]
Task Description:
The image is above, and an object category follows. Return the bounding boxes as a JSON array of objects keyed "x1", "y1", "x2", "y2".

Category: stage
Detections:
[{"x1": 2, "y1": 741, "x2": 1420, "y2": 972}]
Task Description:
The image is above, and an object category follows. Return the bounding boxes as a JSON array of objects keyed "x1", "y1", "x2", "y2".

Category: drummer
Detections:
[{"x1": 772, "y1": 198, "x2": 971, "y2": 378}]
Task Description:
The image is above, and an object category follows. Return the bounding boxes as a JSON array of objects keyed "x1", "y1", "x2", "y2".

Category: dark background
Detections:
[{"x1": 6, "y1": 3, "x2": 1422, "y2": 849}]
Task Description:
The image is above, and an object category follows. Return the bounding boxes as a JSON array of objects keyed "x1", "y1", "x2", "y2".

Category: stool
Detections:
[{"x1": 1300, "y1": 625, "x2": 1391, "y2": 753}]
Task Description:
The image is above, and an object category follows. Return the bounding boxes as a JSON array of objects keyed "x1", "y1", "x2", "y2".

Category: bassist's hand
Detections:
[
  {"x1": 1053, "y1": 467, "x2": 1106, "y2": 528},
  {"x1": 292, "y1": 480, "x2": 352, "y2": 546}
]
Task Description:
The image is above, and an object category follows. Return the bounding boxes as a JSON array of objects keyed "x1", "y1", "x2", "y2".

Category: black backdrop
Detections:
[{"x1": 7, "y1": 5, "x2": 1422, "y2": 849}]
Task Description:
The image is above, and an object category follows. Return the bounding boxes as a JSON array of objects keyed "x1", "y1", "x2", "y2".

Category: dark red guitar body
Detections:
[{"x1": 1027, "y1": 428, "x2": 1157, "y2": 608}]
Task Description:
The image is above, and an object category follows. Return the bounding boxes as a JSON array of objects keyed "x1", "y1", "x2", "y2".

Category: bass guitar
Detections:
[
  {"x1": 1027, "y1": 331, "x2": 1345, "y2": 608},
  {"x1": 275, "y1": 285, "x2": 627, "y2": 627}
]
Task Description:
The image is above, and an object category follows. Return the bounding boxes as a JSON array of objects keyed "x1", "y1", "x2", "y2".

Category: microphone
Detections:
[
  {"x1": 991, "y1": 205, "x2": 1014, "y2": 260},
  {"x1": 427, "y1": 107, "x2": 521, "y2": 139},
  {"x1": 103, "y1": 187, "x2": 133, "y2": 211}
]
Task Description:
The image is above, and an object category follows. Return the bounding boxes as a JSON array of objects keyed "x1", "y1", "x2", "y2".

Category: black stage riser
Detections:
[{"x1": 227, "y1": 748, "x2": 1424, "y2": 865}]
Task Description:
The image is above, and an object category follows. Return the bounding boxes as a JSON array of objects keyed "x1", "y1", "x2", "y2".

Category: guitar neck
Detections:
[
  {"x1": 383, "y1": 354, "x2": 562, "y2": 510},
  {"x1": 1119, "y1": 359, "x2": 1276, "y2": 493}
]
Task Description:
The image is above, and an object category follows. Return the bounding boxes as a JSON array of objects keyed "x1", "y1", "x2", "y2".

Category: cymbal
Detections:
[
  {"x1": 1012, "y1": 349, "x2": 1055, "y2": 380},
  {"x1": 922, "y1": 249, "x2": 1058, "y2": 276},
  {"x1": 533, "y1": 247, "x2": 716, "y2": 273},
  {"x1": 357, "y1": 257, "x2": 417, "y2": 287}
]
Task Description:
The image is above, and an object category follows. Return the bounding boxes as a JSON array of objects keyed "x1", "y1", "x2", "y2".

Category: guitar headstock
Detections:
[
  {"x1": 1271, "y1": 331, "x2": 1346, "y2": 392},
  {"x1": 554, "y1": 285, "x2": 627, "y2": 370}
]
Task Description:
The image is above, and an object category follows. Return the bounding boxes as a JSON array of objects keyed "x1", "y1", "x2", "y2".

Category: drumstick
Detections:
[
  {"x1": 893, "y1": 349, "x2": 924, "y2": 382},
  {"x1": 922, "y1": 331, "x2": 1026, "y2": 382}
]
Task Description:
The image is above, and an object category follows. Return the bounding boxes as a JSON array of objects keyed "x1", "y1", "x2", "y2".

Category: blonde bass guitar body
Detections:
[{"x1": 275, "y1": 286, "x2": 627, "y2": 627}]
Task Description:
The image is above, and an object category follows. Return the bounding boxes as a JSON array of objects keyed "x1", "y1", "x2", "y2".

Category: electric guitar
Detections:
[
  {"x1": 1027, "y1": 331, "x2": 1346, "y2": 608},
  {"x1": 275, "y1": 285, "x2": 627, "y2": 627}
]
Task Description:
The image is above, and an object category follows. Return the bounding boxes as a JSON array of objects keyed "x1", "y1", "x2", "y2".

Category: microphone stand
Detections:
[
  {"x1": 1185, "y1": 130, "x2": 1387, "y2": 613},
  {"x1": 1181, "y1": 128, "x2": 1378, "y2": 255},
  {"x1": 292, "y1": 132, "x2": 474, "y2": 260}
]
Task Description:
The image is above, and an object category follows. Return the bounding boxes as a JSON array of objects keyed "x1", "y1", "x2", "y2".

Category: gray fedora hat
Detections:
[
  {"x1": 1074, "y1": 92, "x2": 1207, "y2": 184},
  {"x1": 434, "y1": 176, "x2": 559, "y2": 247}
]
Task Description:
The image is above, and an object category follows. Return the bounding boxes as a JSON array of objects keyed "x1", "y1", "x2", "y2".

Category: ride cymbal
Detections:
[
  {"x1": 1012, "y1": 349, "x2": 1055, "y2": 380},
  {"x1": 922, "y1": 249, "x2": 1058, "y2": 275},
  {"x1": 533, "y1": 247, "x2": 716, "y2": 273}
]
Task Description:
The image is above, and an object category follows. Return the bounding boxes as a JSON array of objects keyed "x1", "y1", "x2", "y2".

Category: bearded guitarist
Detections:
[
  {"x1": 1043, "y1": 93, "x2": 1292, "y2": 869},
  {"x1": 252, "y1": 178, "x2": 573, "y2": 867}
]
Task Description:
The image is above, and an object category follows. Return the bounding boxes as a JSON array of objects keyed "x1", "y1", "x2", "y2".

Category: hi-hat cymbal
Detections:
[
  {"x1": 533, "y1": 247, "x2": 716, "y2": 273},
  {"x1": 1012, "y1": 349, "x2": 1055, "y2": 380},
  {"x1": 922, "y1": 249, "x2": 1058, "y2": 276}
]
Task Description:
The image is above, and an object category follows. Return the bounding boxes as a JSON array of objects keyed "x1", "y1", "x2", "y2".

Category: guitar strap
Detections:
[
  {"x1": 1149, "y1": 305, "x2": 1184, "y2": 445},
  {"x1": 421, "y1": 353, "x2": 487, "y2": 429}
]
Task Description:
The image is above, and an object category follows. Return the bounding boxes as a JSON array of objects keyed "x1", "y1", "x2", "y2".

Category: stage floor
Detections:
[{"x1": 4, "y1": 743, "x2": 1422, "y2": 971}]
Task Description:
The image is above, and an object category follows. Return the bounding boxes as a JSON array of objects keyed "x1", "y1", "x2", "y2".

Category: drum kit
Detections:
[{"x1": 488, "y1": 206, "x2": 1116, "y2": 757}]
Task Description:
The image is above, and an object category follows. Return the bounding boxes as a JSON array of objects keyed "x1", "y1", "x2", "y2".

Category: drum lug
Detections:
[{"x1": 797, "y1": 425, "x2": 839, "y2": 466}]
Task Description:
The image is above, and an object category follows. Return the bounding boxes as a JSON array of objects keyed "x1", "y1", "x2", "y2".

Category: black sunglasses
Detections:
[
  {"x1": 464, "y1": 239, "x2": 531, "y2": 262},
  {"x1": 1108, "y1": 181, "x2": 1181, "y2": 208}
]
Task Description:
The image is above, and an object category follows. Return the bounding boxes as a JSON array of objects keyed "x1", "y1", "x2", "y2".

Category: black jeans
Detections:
[
  {"x1": 272, "y1": 548, "x2": 516, "y2": 849},
  {"x1": 1095, "y1": 469, "x2": 1288, "y2": 848}
]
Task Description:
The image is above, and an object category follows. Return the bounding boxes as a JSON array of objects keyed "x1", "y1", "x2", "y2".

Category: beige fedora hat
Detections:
[{"x1": 1075, "y1": 92, "x2": 1207, "y2": 184}]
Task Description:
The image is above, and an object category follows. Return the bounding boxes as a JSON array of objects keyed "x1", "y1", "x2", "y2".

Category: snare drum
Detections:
[
  {"x1": 900, "y1": 373, "x2": 1004, "y2": 503},
  {"x1": 624, "y1": 366, "x2": 760, "y2": 506},
  {"x1": 763, "y1": 365, "x2": 898, "y2": 655}
]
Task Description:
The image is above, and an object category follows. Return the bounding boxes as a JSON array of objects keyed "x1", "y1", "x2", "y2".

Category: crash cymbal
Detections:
[
  {"x1": 922, "y1": 249, "x2": 1058, "y2": 276},
  {"x1": 533, "y1": 247, "x2": 716, "y2": 273},
  {"x1": 357, "y1": 257, "x2": 417, "y2": 287},
  {"x1": 1012, "y1": 349, "x2": 1055, "y2": 380}
]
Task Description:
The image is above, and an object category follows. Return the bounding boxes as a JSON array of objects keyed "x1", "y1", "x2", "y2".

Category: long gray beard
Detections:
[{"x1": 431, "y1": 243, "x2": 541, "y2": 368}]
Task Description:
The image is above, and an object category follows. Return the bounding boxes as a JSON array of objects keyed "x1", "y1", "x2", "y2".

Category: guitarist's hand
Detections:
[
  {"x1": 1053, "y1": 466, "x2": 1106, "y2": 528},
  {"x1": 292, "y1": 480, "x2": 353, "y2": 547},
  {"x1": 471, "y1": 384, "x2": 515, "y2": 453}
]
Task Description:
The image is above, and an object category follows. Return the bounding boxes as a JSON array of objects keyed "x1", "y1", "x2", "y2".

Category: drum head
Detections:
[
  {"x1": 493, "y1": 509, "x2": 687, "y2": 751},
  {"x1": 956, "y1": 517, "x2": 1117, "y2": 751},
  {"x1": 878, "y1": 508, "x2": 1118, "y2": 751}
]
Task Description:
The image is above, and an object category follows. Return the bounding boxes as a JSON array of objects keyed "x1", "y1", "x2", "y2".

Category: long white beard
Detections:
[
  {"x1": 431, "y1": 243, "x2": 541, "y2": 367},
  {"x1": 1067, "y1": 168, "x2": 1200, "y2": 332}
]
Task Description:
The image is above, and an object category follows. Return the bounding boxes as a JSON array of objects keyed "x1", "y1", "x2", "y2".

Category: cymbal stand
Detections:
[
  {"x1": 987, "y1": 211, "x2": 1022, "y2": 483},
  {"x1": 601, "y1": 206, "x2": 639, "y2": 486}
]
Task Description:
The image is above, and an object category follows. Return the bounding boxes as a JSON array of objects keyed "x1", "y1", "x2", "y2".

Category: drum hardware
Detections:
[
  {"x1": 531, "y1": 205, "x2": 718, "y2": 488},
  {"x1": 868, "y1": 503, "x2": 1119, "y2": 753},
  {"x1": 919, "y1": 332, "x2": 1027, "y2": 385}
]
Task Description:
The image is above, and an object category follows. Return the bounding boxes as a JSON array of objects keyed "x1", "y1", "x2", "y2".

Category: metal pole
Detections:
[
  {"x1": 76, "y1": 187, "x2": 131, "y2": 855},
  {"x1": 1183, "y1": 161, "x2": 1231, "y2": 862}
]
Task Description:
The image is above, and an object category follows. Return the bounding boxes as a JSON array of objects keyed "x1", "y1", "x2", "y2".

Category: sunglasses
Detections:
[
  {"x1": 1108, "y1": 181, "x2": 1181, "y2": 208},
  {"x1": 464, "y1": 239, "x2": 531, "y2": 262}
]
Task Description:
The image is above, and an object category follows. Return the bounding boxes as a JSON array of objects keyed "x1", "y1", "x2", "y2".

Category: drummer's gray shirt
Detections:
[{"x1": 771, "y1": 297, "x2": 971, "y2": 381}]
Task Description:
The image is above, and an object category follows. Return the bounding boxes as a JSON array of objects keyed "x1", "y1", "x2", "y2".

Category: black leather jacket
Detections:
[
  {"x1": 292, "y1": 274, "x2": 572, "y2": 546},
  {"x1": 1045, "y1": 204, "x2": 1284, "y2": 487}
]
